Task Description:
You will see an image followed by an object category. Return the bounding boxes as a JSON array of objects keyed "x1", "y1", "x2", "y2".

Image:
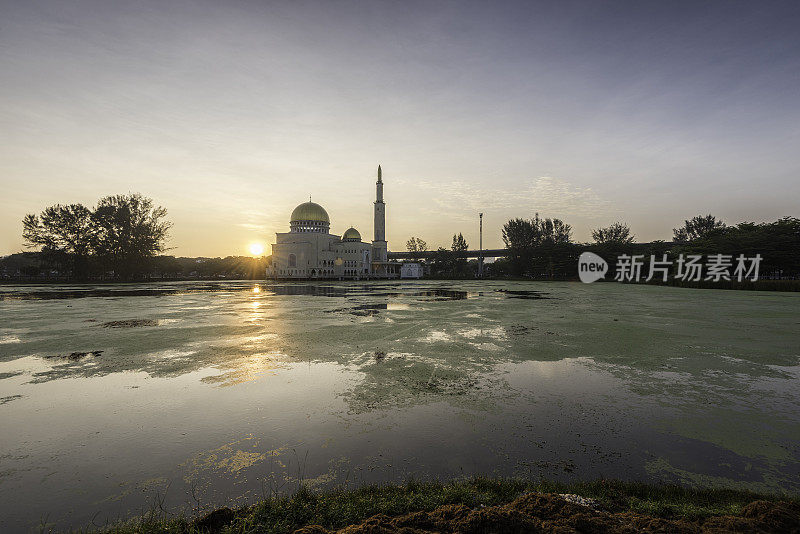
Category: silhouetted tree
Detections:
[
  {"x1": 502, "y1": 218, "x2": 537, "y2": 274},
  {"x1": 592, "y1": 222, "x2": 634, "y2": 244},
  {"x1": 22, "y1": 193, "x2": 172, "y2": 281},
  {"x1": 451, "y1": 233, "x2": 470, "y2": 276},
  {"x1": 673, "y1": 217, "x2": 800, "y2": 279},
  {"x1": 673, "y1": 215, "x2": 726, "y2": 242},
  {"x1": 536, "y1": 214, "x2": 572, "y2": 245},
  {"x1": 406, "y1": 237, "x2": 428, "y2": 252},
  {"x1": 429, "y1": 247, "x2": 454, "y2": 276},
  {"x1": 534, "y1": 215, "x2": 573, "y2": 278},
  {"x1": 92, "y1": 193, "x2": 172, "y2": 280},
  {"x1": 502, "y1": 214, "x2": 573, "y2": 277},
  {"x1": 22, "y1": 204, "x2": 96, "y2": 279},
  {"x1": 451, "y1": 233, "x2": 468, "y2": 252}
]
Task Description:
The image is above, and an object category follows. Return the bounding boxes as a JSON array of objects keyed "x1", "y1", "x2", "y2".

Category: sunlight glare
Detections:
[{"x1": 249, "y1": 243, "x2": 265, "y2": 256}]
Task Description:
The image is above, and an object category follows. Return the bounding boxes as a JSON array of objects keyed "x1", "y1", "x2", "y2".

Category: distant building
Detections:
[
  {"x1": 400, "y1": 263, "x2": 423, "y2": 279},
  {"x1": 267, "y1": 166, "x2": 399, "y2": 279}
]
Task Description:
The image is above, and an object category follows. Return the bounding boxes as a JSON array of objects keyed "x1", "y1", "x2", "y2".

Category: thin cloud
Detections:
[{"x1": 404, "y1": 176, "x2": 616, "y2": 221}]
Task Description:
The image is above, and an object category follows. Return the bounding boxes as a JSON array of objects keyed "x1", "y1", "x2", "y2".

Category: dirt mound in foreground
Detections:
[{"x1": 294, "y1": 493, "x2": 800, "y2": 534}]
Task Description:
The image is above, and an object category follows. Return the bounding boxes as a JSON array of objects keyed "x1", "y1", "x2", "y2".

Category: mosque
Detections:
[{"x1": 267, "y1": 165, "x2": 401, "y2": 279}]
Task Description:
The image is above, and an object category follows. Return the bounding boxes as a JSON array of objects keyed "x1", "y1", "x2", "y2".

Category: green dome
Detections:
[
  {"x1": 290, "y1": 201, "x2": 329, "y2": 223},
  {"x1": 342, "y1": 227, "x2": 361, "y2": 241}
]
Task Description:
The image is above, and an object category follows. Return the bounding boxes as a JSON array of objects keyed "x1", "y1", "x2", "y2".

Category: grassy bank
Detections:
[{"x1": 94, "y1": 477, "x2": 799, "y2": 533}]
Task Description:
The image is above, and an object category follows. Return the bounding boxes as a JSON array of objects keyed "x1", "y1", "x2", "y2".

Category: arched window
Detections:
[{"x1": 288, "y1": 254, "x2": 296, "y2": 267}]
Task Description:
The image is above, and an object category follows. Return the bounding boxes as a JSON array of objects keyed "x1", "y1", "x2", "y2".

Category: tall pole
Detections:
[{"x1": 479, "y1": 213, "x2": 484, "y2": 277}]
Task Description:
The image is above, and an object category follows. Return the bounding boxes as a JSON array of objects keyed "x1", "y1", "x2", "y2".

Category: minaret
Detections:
[{"x1": 372, "y1": 164, "x2": 387, "y2": 263}]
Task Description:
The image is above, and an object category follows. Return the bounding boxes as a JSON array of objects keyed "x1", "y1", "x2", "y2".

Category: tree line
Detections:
[
  {"x1": 1, "y1": 252, "x2": 271, "y2": 281},
  {"x1": 18, "y1": 193, "x2": 171, "y2": 280},
  {"x1": 405, "y1": 214, "x2": 800, "y2": 281},
  {"x1": 11, "y1": 193, "x2": 799, "y2": 283},
  {"x1": 405, "y1": 233, "x2": 476, "y2": 278}
]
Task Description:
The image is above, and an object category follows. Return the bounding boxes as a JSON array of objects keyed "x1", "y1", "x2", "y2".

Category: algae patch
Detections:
[{"x1": 101, "y1": 319, "x2": 159, "y2": 328}]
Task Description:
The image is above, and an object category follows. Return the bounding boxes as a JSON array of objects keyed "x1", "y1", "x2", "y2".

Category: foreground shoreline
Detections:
[{"x1": 91, "y1": 478, "x2": 799, "y2": 533}]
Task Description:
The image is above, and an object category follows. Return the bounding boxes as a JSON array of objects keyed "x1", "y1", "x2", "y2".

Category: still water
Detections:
[{"x1": 1, "y1": 280, "x2": 799, "y2": 531}]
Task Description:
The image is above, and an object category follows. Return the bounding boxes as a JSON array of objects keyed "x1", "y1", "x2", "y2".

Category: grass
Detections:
[{"x1": 83, "y1": 477, "x2": 797, "y2": 534}]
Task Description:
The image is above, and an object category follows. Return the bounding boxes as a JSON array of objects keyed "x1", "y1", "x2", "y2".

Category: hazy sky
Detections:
[{"x1": 2, "y1": 0, "x2": 799, "y2": 256}]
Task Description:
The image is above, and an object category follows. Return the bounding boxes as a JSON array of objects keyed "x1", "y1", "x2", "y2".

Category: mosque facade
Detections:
[{"x1": 267, "y1": 166, "x2": 399, "y2": 279}]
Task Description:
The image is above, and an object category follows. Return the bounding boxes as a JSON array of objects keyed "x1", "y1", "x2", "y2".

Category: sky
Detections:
[{"x1": 2, "y1": 0, "x2": 799, "y2": 256}]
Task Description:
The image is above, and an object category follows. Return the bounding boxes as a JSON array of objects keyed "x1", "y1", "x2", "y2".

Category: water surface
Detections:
[{"x1": 1, "y1": 280, "x2": 798, "y2": 531}]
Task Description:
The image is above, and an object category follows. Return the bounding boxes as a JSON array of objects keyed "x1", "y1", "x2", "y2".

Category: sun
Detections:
[{"x1": 249, "y1": 243, "x2": 265, "y2": 256}]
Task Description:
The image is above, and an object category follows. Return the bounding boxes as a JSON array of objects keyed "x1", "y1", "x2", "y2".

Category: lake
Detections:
[{"x1": 1, "y1": 280, "x2": 798, "y2": 531}]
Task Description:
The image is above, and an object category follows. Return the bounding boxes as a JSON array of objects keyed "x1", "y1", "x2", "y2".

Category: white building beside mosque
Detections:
[{"x1": 267, "y1": 166, "x2": 399, "y2": 279}]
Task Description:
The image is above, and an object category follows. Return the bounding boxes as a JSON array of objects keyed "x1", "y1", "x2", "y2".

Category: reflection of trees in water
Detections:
[
  {"x1": 0, "y1": 282, "x2": 476, "y2": 301},
  {"x1": 1, "y1": 282, "x2": 256, "y2": 301}
]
